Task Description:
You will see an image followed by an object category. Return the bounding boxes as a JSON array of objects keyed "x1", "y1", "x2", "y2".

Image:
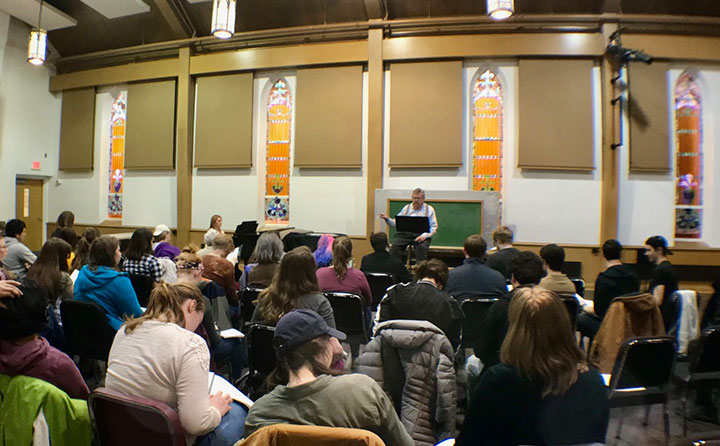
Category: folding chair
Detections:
[
  {"x1": 240, "y1": 287, "x2": 264, "y2": 329},
  {"x1": 60, "y1": 300, "x2": 116, "y2": 362},
  {"x1": 237, "y1": 324, "x2": 276, "y2": 399},
  {"x1": 673, "y1": 327, "x2": 720, "y2": 436},
  {"x1": 571, "y1": 278, "x2": 586, "y2": 298},
  {"x1": 128, "y1": 274, "x2": 155, "y2": 307},
  {"x1": 605, "y1": 336, "x2": 676, "y2": 445},
  {"x1": 324, "y1": 292, "x2": 370, "y2": 357},
  {"x1": 459, "y1": 298, "x2": 498, "y2": 350},
  {"x1": 364, "y1": 272, "x2": 396, "y2": 311},
  {"x1": 557, "y1": 293, "x2": 580, "y2": 332},
  {"x1": 89, "y1": 387, "x2": 185, "y2": 446}
]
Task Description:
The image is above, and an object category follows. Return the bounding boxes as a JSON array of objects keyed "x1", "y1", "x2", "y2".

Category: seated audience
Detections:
[
  {"x1": 645, "y1": 235, "x2": 679, "y2": 331},
  {"x1": 360, "y1": 232, "x2": 413, "y2": 284},
  {"x1": 50, "y1": 227, "x2": 79, "y2": 269},
  {"x1": 153, "y1": 224, "x2": 181, "y2": 259},
  {"x1": 56, "y1": 210, "x2": 75, "y2": 230},
  {"x1": 3, "y1": 219, "x2": 36, "y2": 279},
  {"x1": 313, "y1": 234, "x2": 334, "y2": 268},
  {"x1": 457, "y1": 286, "x2": 609, "y2": 446},
  {"x1": 106, "y1": 282, "x2": 246, "y2": 446},
  {"x1": 0, "y1": 237, "x2": 17, "y2": 280},
  {"x1": 176, "y1": 251, "x2": 247, "y2": 380},
  {"x1": 446, "y1": 234, "x2": 506, "y2": 301},
  {"x1": 476, "y1": 251, "x2": 545, "y2": 371},
  {"x1": 202, "y1": 234, "x2": 239, "y2": 306},
  {"x1": 121, "y1": 228, "x2": 166, "y2": 282},
  {"x1": 252, "y1": 247, "x2": 336, "y2": 328},
  {"x1": 577, "y1": 239, "x2": 639, "y2": 339},
  {"x1": 538, "y1": 244, "x2": 576, "y2": 294},
  {"x1": 74, "y1": 235, "x2": 143, "y2": 330},
  {"x1": 377, "y1": 259, "x2": 464, "y2": 348},
  {"x1": 27, "y1": 238, "x2": 74, "y2": 304},
  {"x1": 204, "y1": 214, "x2": 225, "y2": 249},
  {"x1": 485, "y1": 225, "x2": 520, "y2": 280},
  {"x1": 0, "y1": 280, "x2": 89, "y2": 399},
  {"x1": 244, "y1": 309, "x2": 413, "y2": 446},
  {"x1": 246, "y1": 232, "x2": 284, "y2": 288},
  {"x1": 71, "y1": 227, "x2": 100, "y2": 272},
  {"x1": 316, "y1": 236, "x2": 372, "y2": 307}
]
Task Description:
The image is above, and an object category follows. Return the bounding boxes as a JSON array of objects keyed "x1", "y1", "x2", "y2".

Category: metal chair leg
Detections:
[
  {"x1": 616, "y1": 407, "x2": 625, "y2": 439},
  {"x1": 643, "y1": 404, "x2": 651, "y2": 426}
]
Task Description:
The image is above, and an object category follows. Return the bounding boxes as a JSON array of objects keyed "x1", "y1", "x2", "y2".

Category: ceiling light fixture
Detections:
[
  {"x1": 211, "y1": 0, "x2": 236, "y2": 39},
  {"x1": 486, "y1": 0, "x2": 514, "y2": 20},
  {"x1": 28, "y1": 0, "x2": 47, "y2": 65}
]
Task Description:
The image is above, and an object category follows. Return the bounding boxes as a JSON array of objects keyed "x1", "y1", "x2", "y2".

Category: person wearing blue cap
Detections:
[{"x1": 244, "y1": 309, "x2": 413, "y2": 446}]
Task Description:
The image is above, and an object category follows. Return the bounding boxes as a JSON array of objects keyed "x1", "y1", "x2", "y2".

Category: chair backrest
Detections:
[
  {"x1": 237, "y1": 424, "x2": 386, "y2": 446},
  {"x1": 364, "y1": 272, "x2": 396, "y2": 311},
  {"x1": 571, "y1": 278, "x2": 585, "y2": 297},
  {"x1": 459, "y1": 298, "x2": 498, "y2": 349},
  {"x1": 241, "y1": 287, "x2": 264, "y2": 325},
  {"x1": 557, "y1": 293, "x2": 580, "y2": 331},
  {"x1": 691, "y1": 326, "x2": 720, "y2": 376},
  {"x1": 247, "y1": 324, "x2": 277, "y2": 378},
  {"x1": 608, "y1": 336, "x2": 676, "y2": 392},
  {"x1": 88, "y1": 387, "x2": 186, "y2": 446},
  {"x1": 60, "y1": 300, "x2": 116, "y2": 361},
  {"x1": 323, "y1": 292, "x2": 369, "y2": 342},
  {"x1": 129, "y1": 274, "x2": 155, "y2": 307}
]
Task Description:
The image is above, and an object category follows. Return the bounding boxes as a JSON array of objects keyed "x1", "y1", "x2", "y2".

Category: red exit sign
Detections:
[{"x1": 31, "y1": 161, "x2": 41, "y2": 170}]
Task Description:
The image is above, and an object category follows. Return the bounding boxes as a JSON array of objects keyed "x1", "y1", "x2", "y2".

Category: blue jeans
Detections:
[
  {"x1": 196, "y1": 402, "x2": 248, "y2": 446},
  {"x1": 213, "y1": 338, "x2": 248, "y2": 381}
]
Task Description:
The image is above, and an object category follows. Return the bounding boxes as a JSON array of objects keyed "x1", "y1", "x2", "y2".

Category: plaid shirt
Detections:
[{"x1": 122, "y1": 254, "x2": 165, "y2": 281}]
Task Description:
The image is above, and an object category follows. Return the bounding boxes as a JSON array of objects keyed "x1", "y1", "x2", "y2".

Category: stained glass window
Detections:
[
  {"x1": 108, "y1": 93, "x2": 126, "y2": 220},
  {"x1": 674, "y1": 72, "x2": 702, "y2": 240},
  {"x1": 265, "y1": 79, "x2": 292, "y2": 225},
  {"x1": 471, "y1": 69, "x2": 503, "y2": 197}
]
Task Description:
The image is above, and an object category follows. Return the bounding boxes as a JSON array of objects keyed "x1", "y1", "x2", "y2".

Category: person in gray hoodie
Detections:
[{"x1": 74, "y1": 235, "x2": 143, "y2": 331}]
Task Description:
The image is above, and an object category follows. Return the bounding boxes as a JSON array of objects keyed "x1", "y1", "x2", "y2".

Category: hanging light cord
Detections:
[{"x1": 37, "y1": 0, "x2": 43, "y2": 29}]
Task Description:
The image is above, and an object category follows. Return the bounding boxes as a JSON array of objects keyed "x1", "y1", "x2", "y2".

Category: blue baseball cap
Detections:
[{"x1": 273, "y1": 309, "x2": 346, "y2": 351}]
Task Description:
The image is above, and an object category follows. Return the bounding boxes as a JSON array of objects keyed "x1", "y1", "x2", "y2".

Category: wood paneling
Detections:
[
  {"x1": 176, "y1": 48, "x2": 195, "y2": 248},
  {"x1": 50, "y1": 59, "x2": 178, "y2": 92}
]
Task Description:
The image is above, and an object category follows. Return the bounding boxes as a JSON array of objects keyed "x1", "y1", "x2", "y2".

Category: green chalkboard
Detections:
[{"x1": 387, "y1": 199, "x2": 483, "y2": 248}]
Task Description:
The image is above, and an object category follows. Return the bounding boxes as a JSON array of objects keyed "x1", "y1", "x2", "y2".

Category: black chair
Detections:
[
  {"x1": 240, "y1": 287, "x2": 264, "y2": 329},
  {"x1": 606, "y1": 336, "x2": 676, "y2": 445},
  {"x1": 571, "y1": 278, "x2": 585, "y2": 298},
  {"x1": 673, "y1": 327, "x2": 720, "y2": 436},
  {"x1": 128, "y1": 274, "x2": 155, "y2": 307},
  {"x1": 557, "y1": 293, "x2": 580, "y2": 332},
  {"x1": 237, "y1": 324, "x2": 276, "y2": 399},
  {"x1": 323, "y1": 292, "x2": 370, "y2": 357},
  {"x1": 60, "y1": 300, "x2": 116, "y2": 363},
  {"x1": 459, "y1": 298, "x2": 498, "y2": 349},
  {"x1": 364, "y1": 272, "x2": 397, "y2": 311}
]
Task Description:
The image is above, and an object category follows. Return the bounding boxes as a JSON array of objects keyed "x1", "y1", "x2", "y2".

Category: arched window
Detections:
[
  {"x1": 674, "y1": 72, "x2": 703, "y2": 240},
  {"x1": 108, "y1": 93, "x2": 126, "y2": 220},
  {"x1": 471, "y1": 69, "x2": 503, "y2": 196},
  {"x1": 265, "y1": 79, "x2": 292, "y2": 225}
]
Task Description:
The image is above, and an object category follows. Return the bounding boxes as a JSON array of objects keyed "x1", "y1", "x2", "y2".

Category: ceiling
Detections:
[{"x1": 6, "y1": 0, "x2": 720, "y2": 59}]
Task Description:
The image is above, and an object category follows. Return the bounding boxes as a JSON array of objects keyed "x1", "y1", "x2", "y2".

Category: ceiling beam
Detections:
[
  {"x1": 363, "y1": 0, "x2": 385, "y2": 19},
  {"x1": 153, "y1": 0, "x2": 194, "y2": 39}
]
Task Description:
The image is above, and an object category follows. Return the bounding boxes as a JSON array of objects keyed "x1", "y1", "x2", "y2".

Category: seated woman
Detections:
[
  {"x1": 106, "y1": 282, "x2": 246, "y2": 446},
  {"x1": 202, "y1": 234, "x2": 239, "y2": 307},
  {"x1": 27, "y1": 237, "x2": 74, "y2": 305},
  {"x1": 312, "y1": 234, "x2": 334, "y2": 268},
  {"x1": 246, "y1": 233, "x2": 284, "y2": 289},
  {"x1": 71, "y1": 227, "x2": 100, "y2": 272},
  {"x1": 252, "y1": 247, "x2": 335, "y2": 328},
  {"x1": 244, "y1": 309, "x2": 413, "y2": 446},
  {"x1": 176, "y1": 250, "x2": 247, "y2": 381},
  {"x1": 74, "y1": 236, "x2": 143, "y2": 331},
  {"x1": 316, "y1": 236, "x2": 372, "y2": 308},
  {"x1": 121, "y1": 228, "x2": 165, "y2": 282},
  {"x1": 0, "y1": 279, "x2": 89, "y2": 399},
  {"x1": 456, "y1": 286, "x2": 609, "y2": 446}
]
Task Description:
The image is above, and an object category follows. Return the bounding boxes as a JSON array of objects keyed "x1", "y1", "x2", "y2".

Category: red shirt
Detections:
[{"x1": 316, "y1": 267, "x2": 372, "y2": 307}]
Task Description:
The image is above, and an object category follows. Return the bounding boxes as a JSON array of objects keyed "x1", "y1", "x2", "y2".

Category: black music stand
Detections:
[{"x1": 394, "y1": 216, "x2": 430, "y2": 267}]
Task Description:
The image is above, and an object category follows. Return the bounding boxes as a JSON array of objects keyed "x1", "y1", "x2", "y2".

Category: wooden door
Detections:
[{"x1": 15, "y1": 178, "x2": 44, "y2": 251}]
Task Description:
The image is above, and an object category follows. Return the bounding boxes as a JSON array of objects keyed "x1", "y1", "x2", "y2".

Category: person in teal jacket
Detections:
[{"x1": 74, "y1": 236, "x2": 143, "y2": 330}]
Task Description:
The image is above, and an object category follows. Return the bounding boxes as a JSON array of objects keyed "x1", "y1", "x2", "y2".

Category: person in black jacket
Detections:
[
  {"x1": 577, "y1": 239, "x2": 639, "y2": 340},
  {"x1": 475, "y1": 251, "x2": 544, "y2": 372},
  {"x1": 446, "y1": 234, "x2": 507, "y2": 302},
  {"x1": 360, "y1": 232, "x2": 413, "y2": 283},
  {"x1": 377, "y1": 259, "x2": 464, "y2": 348},
  {"x1": 485, "y1": 226, "x2": 520, "y2": 281}
]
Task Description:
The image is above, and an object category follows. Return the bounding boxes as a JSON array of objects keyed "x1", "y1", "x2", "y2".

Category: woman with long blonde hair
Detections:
[
  {"x1": 457, "y1": 286, "x2": 609, "y2": 446},
  {"x1": 106, "y1": 282, "x2": 247, "y2": 446}
]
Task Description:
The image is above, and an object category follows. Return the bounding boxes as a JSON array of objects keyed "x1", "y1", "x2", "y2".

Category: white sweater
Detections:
[{"x1": 106, "y1": 320, "x2": 221, "y2": 445}]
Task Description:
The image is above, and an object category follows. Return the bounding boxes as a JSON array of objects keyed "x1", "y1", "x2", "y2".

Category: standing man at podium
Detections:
[{"x1": 379, "y1": 188, "x2": 439, "y2": 262}]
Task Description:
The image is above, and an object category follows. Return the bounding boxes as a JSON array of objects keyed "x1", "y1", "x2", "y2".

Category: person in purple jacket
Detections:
[
  {"x1": 152, "y1": 224, "x2": 181, "y2": 259},
  {"x1": 0, "y1": 279, "x2": 89, "y2": 399}
]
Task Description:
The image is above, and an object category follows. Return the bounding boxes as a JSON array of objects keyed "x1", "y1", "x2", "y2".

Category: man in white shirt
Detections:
[{"x1": 379, "y1": 188, "x2": 439, "y2": 262}]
